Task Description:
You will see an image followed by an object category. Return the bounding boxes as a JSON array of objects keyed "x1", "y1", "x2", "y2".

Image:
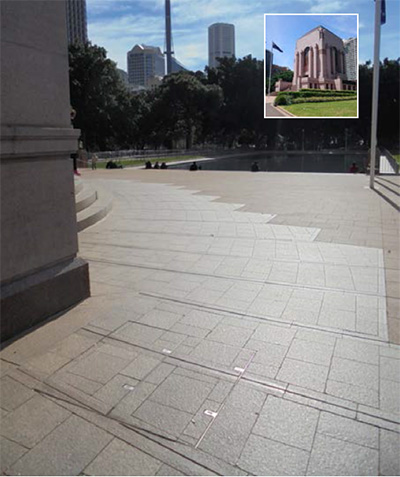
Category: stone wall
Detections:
[{"x1": 0, "y1": 0, "x2": 90, "y2": 342}]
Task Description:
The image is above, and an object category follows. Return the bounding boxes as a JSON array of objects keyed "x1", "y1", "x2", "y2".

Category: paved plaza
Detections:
[{"x1": 1, "y1": 170, "x2": 399, "y2": 475}]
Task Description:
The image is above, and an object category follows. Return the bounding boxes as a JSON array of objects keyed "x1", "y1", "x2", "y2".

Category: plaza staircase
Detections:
[{"x1": 74, "y1": 177, "x2": 112, "y2": 231}]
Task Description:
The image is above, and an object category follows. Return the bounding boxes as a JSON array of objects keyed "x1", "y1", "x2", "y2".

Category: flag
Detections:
[
  {"x1": 272, "y1": 42, "x2": 283, "y2": 53},
  {"x1": 375, "y1": 0, "x2": 386, "y2": 25}
]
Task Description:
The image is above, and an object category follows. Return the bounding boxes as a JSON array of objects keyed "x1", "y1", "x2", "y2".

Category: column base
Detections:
[{"x1": 0, "y1": 257, "x2": 90, "y2": 343}]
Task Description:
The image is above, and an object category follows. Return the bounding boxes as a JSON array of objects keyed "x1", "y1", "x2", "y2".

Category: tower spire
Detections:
[{"x1": 165, "y1": 0, "x2": 173, "y2": 74}]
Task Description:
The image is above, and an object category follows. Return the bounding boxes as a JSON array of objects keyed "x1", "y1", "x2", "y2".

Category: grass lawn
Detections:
[
  {"x1": 95, "y1": 155, "x2": 203, "y2": 169},
  {"x1": 282, "y1": 99, "x2": 357, "y2": 117}
]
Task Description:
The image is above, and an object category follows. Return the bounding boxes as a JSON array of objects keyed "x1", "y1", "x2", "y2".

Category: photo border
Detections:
[{"x1": 264, "y1": 13, "x2": 359, "y2": 120}]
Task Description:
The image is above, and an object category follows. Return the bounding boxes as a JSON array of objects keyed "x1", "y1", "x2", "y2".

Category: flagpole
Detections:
[
  {"x1": 268, "y1": 42, "x2": 273, "y2": 96},
  {"x1": 369, "y1": 0, "x2": 382, "y2": 189}
]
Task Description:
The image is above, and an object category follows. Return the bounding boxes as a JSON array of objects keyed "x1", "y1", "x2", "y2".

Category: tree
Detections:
[
  {"x1": 207, "y1": 56, "x2": 268, "y2": 148},
  {"x1": 266, "y1": 70, "x2": 294, "y2": 94},
  {"x1": 69, "y1": 42, "x2": 131, "y2": 150},
  {"x1": 154, "y1": 72, "x2": 222, "y2": 149}
]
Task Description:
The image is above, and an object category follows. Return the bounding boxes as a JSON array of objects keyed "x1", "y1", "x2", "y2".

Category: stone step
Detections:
[
  {"x1": 75, "y1": 186, "x2": 97, "y2": 213},
  {"x1": 74, "y1": 177, "x2": 84, "y2": 195},
  {"x1": 77, "y1": 184, "x2": 112, "y2": 232}
]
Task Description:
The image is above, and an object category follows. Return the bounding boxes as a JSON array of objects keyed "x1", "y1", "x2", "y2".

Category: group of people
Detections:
[
  {"x1": 145, "y1": 161, "x2": 168, "y2": 169},
  {"x1": 105, "y1": 159, "x2": 123, "y2": 169}
]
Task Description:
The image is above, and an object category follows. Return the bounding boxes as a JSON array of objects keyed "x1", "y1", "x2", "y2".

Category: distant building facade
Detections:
[
  {"x1": 343, "y1": 37, "x2": 357, "y2": 81},
  {"x1": 292, "y1": 26, "x2": 355, "y2": 91},
  {"x1": 208, "y1": 23, "x2": 235, "y2": 69},
  {"x1": 66, "y1": 0, "x2": 88, "y2": 44},
  {"x1": 127, "y1": 44, "x2": 165, "y2": 87}
]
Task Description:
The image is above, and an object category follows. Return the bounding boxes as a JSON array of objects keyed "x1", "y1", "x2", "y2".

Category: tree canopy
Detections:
[{"x1": 68, "y1": 42, "x2": 400, "y2": 152}]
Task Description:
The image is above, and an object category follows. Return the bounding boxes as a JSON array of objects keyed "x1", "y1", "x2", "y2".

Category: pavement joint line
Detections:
[
  {"x1": 86, "y1": 257, "x2": 387, "y2": 298},
  {"x1": 84, "y1": 214, "x2": 276, "y2": 225},
  {"x1": 194, "y1": 351, "x2": 256, "y2": 449},
  {"x1": 77, "y1": 326, "x2": 400, "y2": 431},
  {"x1": 15, "y1": 349, "x2": 400, "y2": 450},
  {"x1": 34, "y1": 389, "x2": 226, "y2": 477},
  {"x1": 139, "y1": 292, "x2": 389, "y2": 345},
  {"x1": 81, "y1": 240, "x2": 386, "y2": 270}
]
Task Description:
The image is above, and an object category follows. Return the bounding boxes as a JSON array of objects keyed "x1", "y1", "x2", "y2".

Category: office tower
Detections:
[
  {"x1": 127, "y1": 44, "x2": 165, "y2": 87},
  {"x1": 208, "y1": 23, "x2": 235, "y2": 69},
  {"x1": 66, "y1": 0, "x2": 88, "y2": 44},
  {"x1": 343, "y1": 37, "x2": 357, "y2": 81}
]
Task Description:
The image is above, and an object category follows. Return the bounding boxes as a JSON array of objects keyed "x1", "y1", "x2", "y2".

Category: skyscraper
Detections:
[
  {"x1": 127, "y1": 44, "x2": 165, "y2": 87},
  {"x1": 208, "y1": 23, "x2": 235, "y2": 69},
  {"x1": 343, "y1": 37, "x2": 357, "y2": 81},
  {"x1": 66, "y1": 0, "x2": 88, "y2": 44}
]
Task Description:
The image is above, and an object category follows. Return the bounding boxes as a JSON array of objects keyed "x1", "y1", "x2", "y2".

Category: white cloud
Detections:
[{"x1": 309, "y1": 1, "x2": 348, "y2": 13}]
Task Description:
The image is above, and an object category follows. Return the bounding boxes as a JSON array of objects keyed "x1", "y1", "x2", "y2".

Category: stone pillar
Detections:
[
  {"x1": 327, "y1": 47, "x2": 332, "y2": 78},
  {"x1": 293, "y1": 52, "x2": 298, "y2": 85},
  {"x1": 0, "y1": 0, "x2": 90, "y2": 342},
  {"x1": 314, "y1": 46, "x2": 319, "y2": 80},
  {"x1": 310, "y1": 47, "x2": 314, "y2": 78},
  {"x1": 320, "y1": 47, "x2": 326, "y2": 79}
]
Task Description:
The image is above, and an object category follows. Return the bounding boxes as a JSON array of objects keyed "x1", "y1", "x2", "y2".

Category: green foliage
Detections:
[
  {"x1": 207, "y1": 55, "x2": 267, "y2": 147},
  {"x1": 266, "y1": 70, "x2": 294, "y2": 93},
  {"x1": 282, "y1": 100, "x2": 357, "y2": 117},
  {"x1": 69, "y1": 42, "x2": 132, "y2": 150},
  {"x1": 291, "y1": 96, "x2": 357, "y2": 104},
  {"x1": 275, "y1": 94, "x2": 292, "y2": 106},
  {"x1": 275, "y1": 89, "x2": 356, "y2": 106},
  {"x1": 68, "y1": 43, "x2": 399, "y2": 152}
]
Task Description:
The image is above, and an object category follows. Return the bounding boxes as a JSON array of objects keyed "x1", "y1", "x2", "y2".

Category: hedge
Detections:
[
  {"x1": 275, "y1": 90, "x2": 356, "y2": 106},
  {"x1": 291, "y1": 97, "x2": 357, "y2": 104},
  {"x1": 299, "y1": 88, "x2": 356, "y2": 95}
]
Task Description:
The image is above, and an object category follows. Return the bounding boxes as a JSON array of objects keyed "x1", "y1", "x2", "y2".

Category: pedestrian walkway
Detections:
[
  {"x1": 1, "y1": 171, "x2": 399, "y2": 475},
  {"x1": 265, "y1": 95, "x2": 292, "y2": 117}
]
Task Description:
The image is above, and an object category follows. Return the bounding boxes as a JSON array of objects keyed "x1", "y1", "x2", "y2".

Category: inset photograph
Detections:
[{"x1": 265, "y1": 14, "x2": 358, "y2": 118}]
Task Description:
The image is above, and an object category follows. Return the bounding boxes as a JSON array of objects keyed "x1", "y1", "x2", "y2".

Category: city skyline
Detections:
[{"x1": 87, "y1": 0, "x2": 399, "y2": 72}]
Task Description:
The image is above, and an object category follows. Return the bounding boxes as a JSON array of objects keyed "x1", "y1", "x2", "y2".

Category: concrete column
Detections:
[
  {"x1": 326, "y1": 46, "x2": 331, "y2": 78},
  {"x1": 310, "y1": 47, "x2": 314, "y2": 78},
  {"x1": 314, "y1": 46, "x2": 319, "y2": 79},
  {"x1": 0, "y1": 0, "x2": 90, "y2": 342},
  {"x1": 320, "y1": 47, "x2": 326, "y2": 79}
]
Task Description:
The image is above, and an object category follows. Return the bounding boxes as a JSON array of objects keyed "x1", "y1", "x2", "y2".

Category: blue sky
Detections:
[
  {"x1": 265, "y1": 14, "x2": 358, "y2": 69},
  {"x1": 87, "y1": 0, "x2": 400, "y2": 72}
]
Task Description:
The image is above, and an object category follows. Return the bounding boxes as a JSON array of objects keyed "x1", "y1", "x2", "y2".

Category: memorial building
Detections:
[{"x1": 291, "y1": 26, "x2": 356, "y2": 91}]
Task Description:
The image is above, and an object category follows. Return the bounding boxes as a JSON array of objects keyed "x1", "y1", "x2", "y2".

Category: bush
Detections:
[
  {"x1": 274, "y1": 89, "x2": 356, "y2": 106},
  {"x1": 299, "y1": 88, "x2": 356, "y2": 96},
  {"x1": 275, "y1": 94, "x2": 292, "y2": 106},
  {"x1": 291, "y1": 96, "x2": 357, "y2": 104}
]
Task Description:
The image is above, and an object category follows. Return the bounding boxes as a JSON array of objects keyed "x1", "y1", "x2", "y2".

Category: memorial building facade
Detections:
[{"x1": 292, "y1": 26, "x2": 356, "y2": 91}]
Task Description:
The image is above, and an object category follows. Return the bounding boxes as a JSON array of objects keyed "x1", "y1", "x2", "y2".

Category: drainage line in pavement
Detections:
[
  {"x1": 194, "y1": 351, "x2": 256, "y2": 449},
  {"x1": 32, "y1": 385, "x2": 225, "y2": 476},
  {"x1": 86, "y1": 256, "x2": 385, "y2": 299},
  {"x1": 81, "y1": 324, "x2": 400, "y2": 429},
  {"x1": 140, "y1": 292, "x2": 388, "y2": 345},
  {"x1": 83, "y1": 242, "x2": 385, "y2": 271}
]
